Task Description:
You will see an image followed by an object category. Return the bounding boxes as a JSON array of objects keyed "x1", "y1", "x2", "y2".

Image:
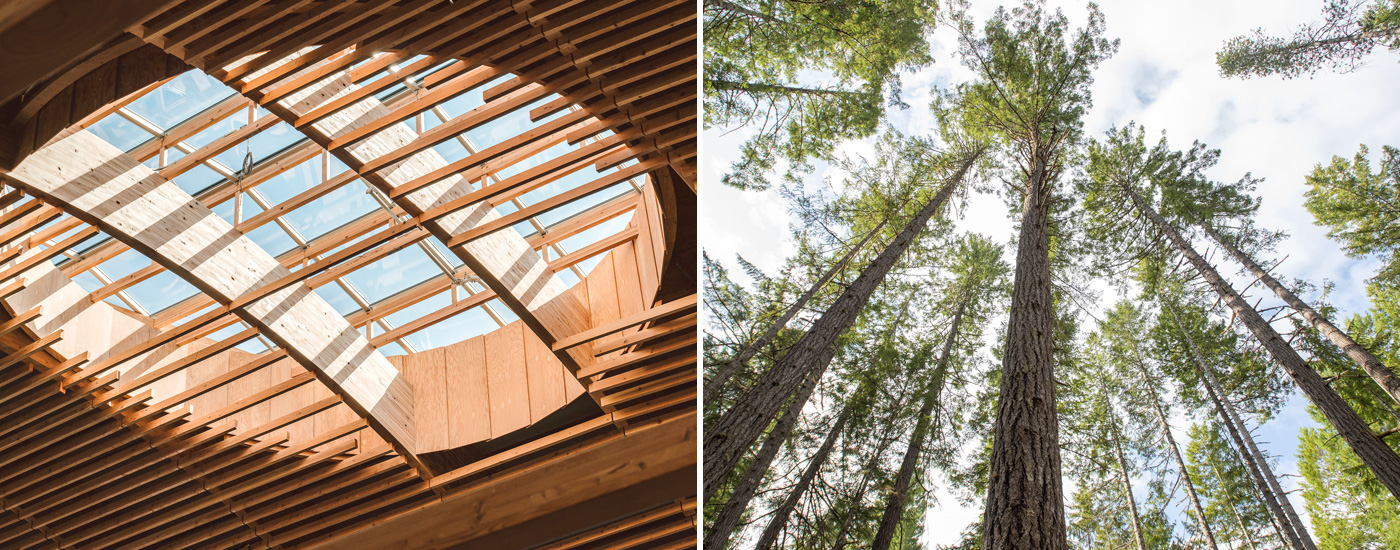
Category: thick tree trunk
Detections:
[
  {"x1": 752, "y1": 394, "x2": 857, "y2": 550},
  {"x1": 871, "y1": 302, "x2": 965, "y2": 550},
  {"x1": 1109, "y1": 411, "x2": 1148, "y2": 550},
  {"x1": 705, "y1": 151, "x2": 979, "y2": 498},
  {"x1": 1128, "y1": 185, "x2": 1400, "y2": 501},
  {"x1": 1168, "y1": 307, "x2": 1311, "y2": 550},
  {"x1": 1128, "y1": 355, "x2": 1219, "y2": 550},
  {"x1": 706, "y1": 220, "x2": 886, "y2": 404},
  {"x1": 983, "y1": 153, "x2": 1067, "y2": 550},
  {"x1": 1202, "y1": 224, "x2": 1400, "y2": 407},
  {"x1": 1208, "y1": 458, "x2": 1262, "y2": 550},
  {"x1": 705, "y1": 372, "x2": 820, "y2": 550}
]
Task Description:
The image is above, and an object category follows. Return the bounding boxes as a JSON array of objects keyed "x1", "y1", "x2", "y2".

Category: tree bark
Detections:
[
  {"x1": 1202, "y1": 224, "x2": 1400, "y2": 407},
  {"x1": 1127, "y1": 184, "x2": 1400, "y2": 501},
  {"x1": 704, "y1": 372, "x2": 821, "y2": 550},
  {"x1": 706, "y1": 79, "x2": 873, "y2": 98},
  {"x1": 752, "y1": 393, "x2": 857, "y2": 550},
  {"x1": 1167, "y1": 306, "x2": 1312, "y2": 550},
  {"x1": 705, "y1": 150, "x2": 980, "y2": 498},
  {"x1": 871, "y1": 301, "x2": 965, "y2": 550},
  {"x1": 983, "y1": 151, "x2": 1067, "y2": 550},
  {"x1": 706, "y1": 219, "x2": 887, "y2": 404},
  {"x1": 1127, "y1": 354, "x2": 1219, "y2": 550},
  {"x1": 1108, "y1": 409, "x2": 1148, "y2": 550}
]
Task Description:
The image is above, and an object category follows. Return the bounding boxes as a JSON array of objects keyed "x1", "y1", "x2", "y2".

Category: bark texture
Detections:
[
  {"x1": 1128, "y1": 185, "x2": 1400, "y2": 501},
  {"x1": 704, "y1": 152, "x2": 979, "y2": 497},
  {"x1": 1168, "y1": 306, "x2": 1313, "y2": 550},
  {"x1": 706, "y1": 221, "x2": 885, "y2": 403},
  {"x1": 871, "y1": 302, "x2": 964, "y2": 550},
  {"x1": 704, "y1": 372, "x2": 820, "y2": 550},
  {"x1": 982, "y1": 153, "x2": 1067, "y2": 550},
  {"x1": 1203, "y1": 224, "x2": 1400, "y2": 407}
]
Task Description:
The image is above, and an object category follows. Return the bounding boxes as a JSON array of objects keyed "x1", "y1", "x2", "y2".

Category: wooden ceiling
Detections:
[{"x1": 0, "y1": 0, "x2": 696, "y2": 548}]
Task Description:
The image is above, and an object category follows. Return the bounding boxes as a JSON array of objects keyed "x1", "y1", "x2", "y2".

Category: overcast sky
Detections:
[{"x1": 701, "y1": 0, "x2": 1400, "y2": 546}]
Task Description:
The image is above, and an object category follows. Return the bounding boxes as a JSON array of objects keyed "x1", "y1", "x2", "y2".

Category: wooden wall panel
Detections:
[
  {"x1": 405, "y1": 346, "x2": 448, "y2": 452},
  {"x1": 447, "y1": 336, "x2": 490, "y2": 447},
  {"x1": 485, "y1": 322, "x2": 529, "y2": 437},
  {"x1": 228, "y1": 348, "x2": 273, "y2": 434},
  {"x1": 563, "y1": 283, "x2": 588, "y2": 402},
  {"x1": 185, "y1": 339, "x2": 229, "y2": 416},
  {"x1": 586, "y1": 254, "x2": 619, "y2": 362},
  {"x1": 524, "y1": 328, "x2": 562, "y2": 424}
]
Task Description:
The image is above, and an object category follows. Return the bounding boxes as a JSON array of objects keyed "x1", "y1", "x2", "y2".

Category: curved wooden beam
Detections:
[{"x1": 5, "y1": 129, "x2": 421, "y2": 469}]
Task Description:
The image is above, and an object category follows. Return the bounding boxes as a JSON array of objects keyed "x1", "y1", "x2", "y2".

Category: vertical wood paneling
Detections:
[
  {"x1": 228, "y1": 348, "x2": 271, "y2": 434},
  {"x1": 186, "y1": 341, "x2": 229, "y2": 416},
  {"x1": 586, "y1": 254, "x2": 619, "y2": 362},
  {"x1": 448, "y1": 336, "x2": 491, "y2": 447},
  {"x1": 405, "y1": 346, "x2": 448, "y2": 452},
  {"x1": 563, "y1": 282, "x2": 588, "y2": 402},
  {"x1": 485, "y1": 322, "x2": 530, "y2": 436},
  {"x1": 524, "y1": 328, "x2": 562, "y2": 424}
]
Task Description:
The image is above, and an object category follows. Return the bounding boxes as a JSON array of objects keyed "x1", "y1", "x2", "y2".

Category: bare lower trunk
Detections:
[
  {"x1": 1128, "y1": 355, "x2": 1218, "y2": 549},
  {"x1": 704, "y1": 372, "x2": 820, "y2": 550},
  {"x1": 1168, "y1": 306, "x2": 1311, "y2": 550},
  {"x1": 1129, "y1": 185, "x2": 1400, "y2": 501},
  {"x1": 706, "y1": 220, "x2": 886, "y2": 404},
  {"x1": 871, "y1": 303, "x2": 965, "y2": 550},
  {"x1": 752, "y1": 395, "x2": 856, "y2": 550},
  {"x1": 705, "y1": 150, "x2": 980, "y2": 498},
  {"x1": 983, "y1": 154, "x2": 1067, "y2": 550},
  {"x1": 1110, "y1": 412, "x2": 1148, "y2": 550},
  {"x1": 1203, "y1": 224, "x2": 1400, "y2": 407}
]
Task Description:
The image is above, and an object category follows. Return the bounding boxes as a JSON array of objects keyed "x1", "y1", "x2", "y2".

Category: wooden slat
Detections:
[{"x1": 554, "y1": 294, "x2": 696, "y2": 352}]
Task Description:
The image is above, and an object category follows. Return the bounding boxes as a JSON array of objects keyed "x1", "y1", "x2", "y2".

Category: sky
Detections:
[{"x1": 701, "y1": 0, "x2": 1400, "y2": 546}]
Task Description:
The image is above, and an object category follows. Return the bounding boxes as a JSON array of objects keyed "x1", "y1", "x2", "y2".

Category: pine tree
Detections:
[{"x1": 1217, "y1": 0, "x2": 1400, "y2": 79}]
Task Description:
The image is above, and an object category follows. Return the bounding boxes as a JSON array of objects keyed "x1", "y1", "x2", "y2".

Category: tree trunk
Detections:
[
  {"x1": 831, "y1": 433, "x2": 899, "y2": 550},
  {"x1": 1208, "y1": 458, "x2": 1262, "y2": 550},
  {"x1": 983, "y1": 152, "x2": 1067, "y2": 550},
  {"x1": 871, "y1": 302, "x2": 965, "y2": 550},
  {"x1": 1202, "y1": 224, "x2": 1400, "y2": 407},
  {"x1": 1167, "y1": 306, "x2": 1311, "y2": 550},
  {"x1": 1128, "y1": 354, "x2": 1219, "y2": 550},
  {"x1": 705, "y1": 79, "x2": 873, "y2": 98},
  {"x1": 752, "y1": 394, "x2": 857, "y2": 550},
  {"x1": 706, "y1": 219, "x2": 887, "y2": 404},
  {"x1": 705, "y1": 372, "x2": 821, "y2": 550},
  {"x1": 705, "y1": 150, "x2": 980, "y2": 498},
  {"x1": 1127, "y1": 185, "x2": 1400, "y2": 501},
  {"x1": 1109, "y1": 409, "x2": 1148, "y2": 550}
]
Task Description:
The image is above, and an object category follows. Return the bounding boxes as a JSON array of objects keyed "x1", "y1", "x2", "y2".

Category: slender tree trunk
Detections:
[
  {"x1": 1128, "y1": 354, "x2": 1219, "y2": 550},
  {"x1": 1168, "y1": 306, "x2": 1311, "y2": 550},
  {"x1": 705, "y1": 372, "x2": 820, "y2": 550},
  {"x1": 705, "y1": 150, "x2": 980, "y2": 498},
  {"x1": 706, "y1": 79, "x2": 873, "y2": 98},
  {"x1": 752, "y1": 394, "x2": 857, "y2": 550},
  {"x1": 983, "y1": 151, "x2": 1067, "y2": 550},
  {"x1": 871, "y1": 302, "x2": 965, "y2": 550},
  {"x1": 1202, "y1": 224, "x2": 1400, "y2": 407},
  {"x1": 706, "y1": 220, "x2": 887, "y2": 404},
  {"x1": 1208, "y1": 458, "x2": 1262, "y2": 550},
  {"x1": 831, "y1": 433, "x2": 899, "y2": 550},
  {"x1": 1109, "y1": 410, "x2": 1148, "y2": 550},
  {"x1": 1127, "y1": 185, "x2": 1400, "y2": 501}
]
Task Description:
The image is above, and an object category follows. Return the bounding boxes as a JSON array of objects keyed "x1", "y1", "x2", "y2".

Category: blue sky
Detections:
[{"x1": 701, "y1": 0, "x2": 1400, "y2": 546}]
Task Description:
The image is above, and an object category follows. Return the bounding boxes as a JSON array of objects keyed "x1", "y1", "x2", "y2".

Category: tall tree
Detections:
[
  {"x1": 1217, "y1": 0, "x2": 1400, "y2": 79},
  {"x1": 944, "y1": 1, "x2": 1117, "y2": 546},
  {"x1": 703, "y1": 137, "x2": 983, "y2": 500},
  {"x1": 871, "y1": 234, "x2": 1009, "y2": 550},
  {"x1": 1304, "y1": 144, "x2": 1400, "y2": 289},
  {"x1": 1186, "y1": 423, "x2": 1281, "y2": 550},
  {"x1": 704, "y1": 0, "x2": 938, "y2": 189},
  {"x1": 1085, "y1": 124, "x2": 1400, "y2": 501}
]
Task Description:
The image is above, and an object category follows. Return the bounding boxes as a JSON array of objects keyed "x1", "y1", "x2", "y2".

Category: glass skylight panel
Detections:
[
  {"x1": 184, "y1": 112, "x2": 246, "y2": 150},
  {"x1": 341, "y1": 245, "x2": 440, "y2": 305},
  {"x1": 99, "y1": 248, "x2": 154, "y2": 280},
  {"x1": 70, "y1": 271, "x2": 105, "y2": 293},
  {"x1": 245, "y1": 221, "x2": 299, "y2": 257},
  {"x1": 87, "y1": 115, "x2": 154, "y2": 153},
  {"x1": 125, "y1": 270, "x2": 201, "y2": 315},
  {"x1": 486, "y1": 298, "x2": 518, "y2": 324},
  {"x1": 402, "y1": 304, "x2": 497, "y2": 351},
  {"x1": 383, "y1": 289, "x2": 452, "y2": 328},
  {"x1": 171, "y1": 163, "x2": 225, "y2": 196},
  {"x1": 213, "y1": 121, "x2": 303, "y2": 169},
  {"x1": 431, "y1": 135, "x2": 470, "y2": 164},
  {"x1": 254, "y1": 156, "x2": 320, "y2": 205},
  {"x1": 377, "y1": 341, "x2": 406, "y2": 357},
  {"x1": 280, "y1": 184, "x2": 379, "y2": 242},
  {"x1": 313, "y1": 282, "x2": 363, "y2": 317},
  {"x1": 126, "y1": 71, "x2": 233, "y2": 129}
]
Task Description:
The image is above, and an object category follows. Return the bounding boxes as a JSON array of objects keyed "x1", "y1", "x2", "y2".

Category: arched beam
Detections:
[{"x1": 5, "y1": 128, "x2": 423, "y2": 470}]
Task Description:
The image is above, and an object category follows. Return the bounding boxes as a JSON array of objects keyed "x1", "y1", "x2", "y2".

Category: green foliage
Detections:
[
  {"x1": 704, "y1": 0, "x2": 939, "y2": 189},
  {"x1": 1183, "y1": 423, "x2": 1280, "y2": 548},
  {"x1": 1304, "y1": 144, "x2": 1400, "y2": 288},
  {"x1": 1217, "y1": 0, "x2": 1400, "y2": 79}
]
